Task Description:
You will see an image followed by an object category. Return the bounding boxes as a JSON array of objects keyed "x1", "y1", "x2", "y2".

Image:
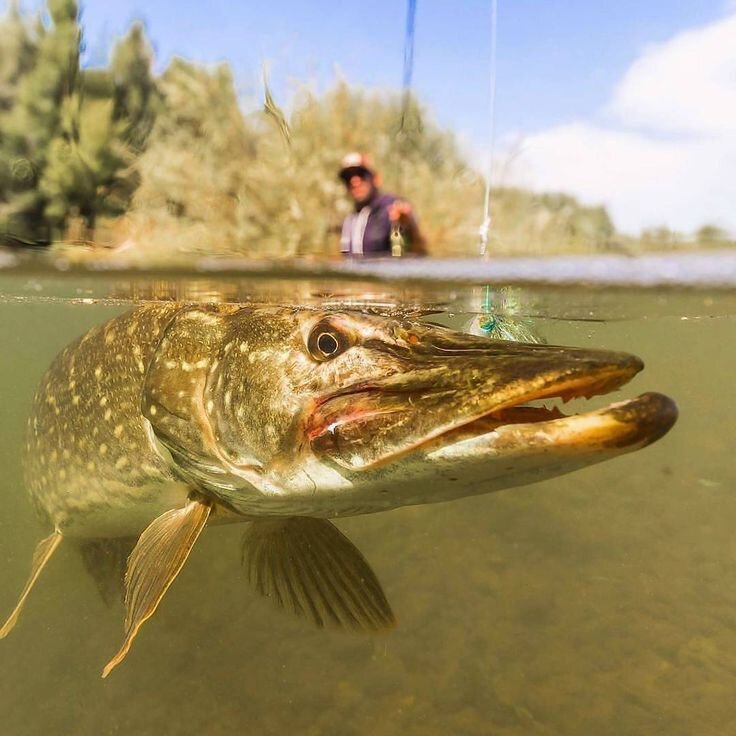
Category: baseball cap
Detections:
[{"x1": 338, "y1": 152, "x2": 376, "y2": 182}]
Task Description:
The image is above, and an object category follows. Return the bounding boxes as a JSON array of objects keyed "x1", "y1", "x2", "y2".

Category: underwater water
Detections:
[{"x1": 0, "y1": 264, "x2": 734, "y2": 736}]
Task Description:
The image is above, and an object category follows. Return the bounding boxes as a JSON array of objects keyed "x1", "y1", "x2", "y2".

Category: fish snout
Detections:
[{"x1": 600, "y1": 391, "x2": 678, "y2": 449}]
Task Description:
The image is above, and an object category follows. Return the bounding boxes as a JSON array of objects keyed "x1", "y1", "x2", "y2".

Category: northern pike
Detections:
[{"x1": 0, "y1": 304, "x2": 677, "y2": 676}]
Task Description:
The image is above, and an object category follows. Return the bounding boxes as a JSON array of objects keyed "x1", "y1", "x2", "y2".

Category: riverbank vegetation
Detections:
[{"x1": 1, "y1": 1, "x2": 733, "y2": 258}]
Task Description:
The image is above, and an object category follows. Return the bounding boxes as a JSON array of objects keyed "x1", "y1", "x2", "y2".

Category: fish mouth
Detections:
[
  {"x1": 306, "y1": 338, "x2": 677, "y2": 470},
  {"x1": 426, "y1": 391, "x2": 677, "y2": 457}
]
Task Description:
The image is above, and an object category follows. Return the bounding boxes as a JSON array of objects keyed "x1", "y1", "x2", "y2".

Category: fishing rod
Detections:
[
  {"x1": 399, "y1": 0, "x2": 418, "y2": 134},
  {"x1": 392, "y1": 0, "x2": 419, "y2": 257},
  {"x1": 395, "y1": 0, "x2": 499, "y2": 264},
  {"x1": 479, "y1": 0, "x2": 498, "y2": 258}
]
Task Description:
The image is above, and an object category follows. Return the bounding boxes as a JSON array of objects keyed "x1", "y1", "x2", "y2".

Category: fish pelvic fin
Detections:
[
  {"x1": 78, "y1": 537, "x2": 136, "y2": 608},
  {"x1": 241, "y1": 517, "x2": 395, "y2": 633},
  {"x1": 102, "y1": 497, "x2": 211, "y2": 678},
  {"x1": 0, "y1": 530, "x2": 63, "y2": 639}
]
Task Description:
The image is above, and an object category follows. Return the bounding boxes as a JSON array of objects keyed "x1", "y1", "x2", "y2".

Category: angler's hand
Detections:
[{"x1": 388, "y1": 200, "x2": 413, "y2": 223}]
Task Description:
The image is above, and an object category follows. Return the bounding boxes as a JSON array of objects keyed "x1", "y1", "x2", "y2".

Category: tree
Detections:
[
  {"x1": 640, "y1": 226, "x2": 680, "y2": 250},
  {"x1": 39, "y1": 93, "x2": 132, "y2": 234},
  {"x1": 128, "y1": 58, "x2": 258, "y2": 252},
  {"x1": 0, "y1": 2, "x2": 38, "y2": 221},
  {"x1": 40, "y1": 22, "x2": 158, "y2": 238},
  {"x1": 0, "y1": 1, "x2": 38, "y2": 112},
  {"x1": 695, "y1": 224, "x2": 730, "y2": 247},
  {"x1": 1, "y1": 5, "x2": 159, "y2": 242},
  {"x1": 110, "y1": 22, "x2": 158, "y2": 153},
  {"x1": 0, "y1": 0, "x2": 81, "y2": 241}
]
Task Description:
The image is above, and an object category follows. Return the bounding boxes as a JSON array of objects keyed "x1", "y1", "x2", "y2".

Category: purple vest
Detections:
[{"x1": 340, "y1": 193, "x2": 398, "y2": 257}]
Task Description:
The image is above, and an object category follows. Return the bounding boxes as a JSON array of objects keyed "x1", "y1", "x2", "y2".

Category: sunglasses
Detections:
[{"x1": 340, "y1": 167, "x2": 373, "y2": 185}]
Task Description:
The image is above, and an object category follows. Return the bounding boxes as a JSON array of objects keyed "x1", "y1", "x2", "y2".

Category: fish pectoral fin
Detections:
[
  {"x1": 0, "y1": 530, "x2": 63, "y2": 639},
  {"x1": 102, "y1": 497, "x2": 211, "y2": 678},
  {"x1": 78, "y1": 537, "x2": 136, "y2": 608},
  {"x1": 241, "y1": 517, "x2": 395, "y2": 633}
]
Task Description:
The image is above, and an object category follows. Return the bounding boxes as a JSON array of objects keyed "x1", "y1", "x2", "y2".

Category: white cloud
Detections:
[
  {"x1": 506, "y1": 12, "x2": 736, "y2": 234},
  {"x1": 609, "y1": 14, "x2": 736, "y2": 135}
]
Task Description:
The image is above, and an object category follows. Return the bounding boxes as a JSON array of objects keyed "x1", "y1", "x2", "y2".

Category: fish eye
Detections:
[
  {"x1": 318, "y1": 332, "x2": 339, "y2": 354},
  {"x1": 307, "y1": 321, "x2": 351, "y2": 361}
]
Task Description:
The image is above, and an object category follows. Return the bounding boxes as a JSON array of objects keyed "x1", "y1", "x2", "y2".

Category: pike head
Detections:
[{"x1": 143, "y1": 306, "x2": 677, "y2": 516}]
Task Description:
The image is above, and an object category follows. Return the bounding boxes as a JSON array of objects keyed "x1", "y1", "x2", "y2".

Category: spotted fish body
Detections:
[
  {"x1": 6, "y1": 302, "x2": 677, "y2": 676},
  {"x1": 25, "y1": 305, "x2": 187, "y2": 538},
  {"x1": 27, "y1": 304, "x2": 676, "y2": 529}
]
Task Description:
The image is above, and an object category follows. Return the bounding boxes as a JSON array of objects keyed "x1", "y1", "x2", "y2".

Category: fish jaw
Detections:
[
  {"x1": 247, "y1": 392, "x2": 678, "y2": 518},
  {"x1": 422, "y1": 391, "x2": 678, "y2": 482},
  {"x1": 305, "y1": 337, "x2": 647, "y2": 471},
  {"x1": 380, "y1": 391, "x2": 679, "y2": 508}
]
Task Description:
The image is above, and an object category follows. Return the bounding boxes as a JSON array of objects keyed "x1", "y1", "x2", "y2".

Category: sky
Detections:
[{"x1": 18, "y1": 0, "x2": 736, "y2": 234}]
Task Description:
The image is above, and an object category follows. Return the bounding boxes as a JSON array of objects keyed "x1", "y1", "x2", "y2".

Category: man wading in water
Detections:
[{"x1": 338, "y1": 152, "x2": 428, "y2": 258}]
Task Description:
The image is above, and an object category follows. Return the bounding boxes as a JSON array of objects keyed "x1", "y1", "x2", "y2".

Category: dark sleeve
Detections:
[{"x1": 403, "y1": 209, "x2": 428, "y2": 256}]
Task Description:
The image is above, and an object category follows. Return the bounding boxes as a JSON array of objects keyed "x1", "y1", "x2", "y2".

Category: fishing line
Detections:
[
  {"x1": 477, "y1": 0, "x2": 499, "y2": 334},
  {"x1": 478, "y1": 0, "x2": 498, "y2": 257}
]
